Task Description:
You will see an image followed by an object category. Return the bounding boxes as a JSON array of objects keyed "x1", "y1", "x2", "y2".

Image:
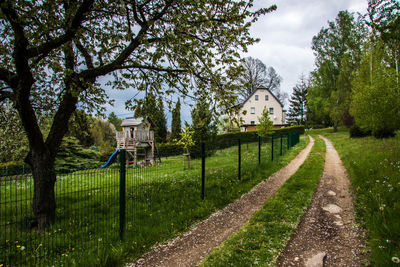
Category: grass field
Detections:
[
  {"x1": 317, "y1": 128, "x2": 400, "y2": 266},
  {"x1": 1, "y1": 136, "x2": 305, "y2": 266},
  {"x1": 200, "y1": 136, "x2": 325, "y2": 267}
]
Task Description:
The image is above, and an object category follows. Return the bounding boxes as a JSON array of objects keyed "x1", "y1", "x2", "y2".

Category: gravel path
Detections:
[
  {"x1": 128, "y1": 137, "x2": 315, "y2": 267},
  {"x1": 277, "y1": 136, "x2": 366, "y2": 267}
]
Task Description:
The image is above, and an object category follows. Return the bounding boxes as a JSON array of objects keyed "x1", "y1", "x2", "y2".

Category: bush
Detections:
[
  {"x1": 372, "y1": 128, "x2": 396, "y2": 139},
  {"x1": 0, "y1": 161, "x2": 30, "y2": 176},
  {"x1": 349, "y1": 125, "x2": 371, "y2": 138}
]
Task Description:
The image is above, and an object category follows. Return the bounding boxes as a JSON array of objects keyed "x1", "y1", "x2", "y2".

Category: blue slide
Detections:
[{"x1": 102, "y1": 148, "x2": 120, "y2": 168}]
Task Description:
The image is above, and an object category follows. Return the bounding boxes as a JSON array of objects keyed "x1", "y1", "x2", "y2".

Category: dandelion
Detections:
[
  {"x1": 16, "y1": 245, "x2": 21, "y2": 248},
  {"x1": 392, "y1": 257, "x2": 400, "y2": 263},
  {"x1": 20, "y1": 246, "x2": 25, "y2": 251},
  {"x1": 98, "y1": 238, "x2": 102, "y2": 242}
]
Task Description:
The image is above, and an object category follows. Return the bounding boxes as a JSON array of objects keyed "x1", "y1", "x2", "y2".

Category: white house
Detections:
[{"x1": 238, "y1": 87, "x2": 286, "y2": 131}]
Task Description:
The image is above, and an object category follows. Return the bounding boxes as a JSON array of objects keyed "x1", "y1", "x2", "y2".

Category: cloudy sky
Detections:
[{"x1": 102, "y1": 0, "x2": 368, "y2": 126}]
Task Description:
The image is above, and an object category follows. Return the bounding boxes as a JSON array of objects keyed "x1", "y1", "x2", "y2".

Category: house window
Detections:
[
  {"x1": 251, "y1": 121, "x2": 255, "y2": 125},
  {"x1": 269, "y1": 108, "x2": 274, "y2": 114},
  {"x1": 265, "y1": 95, "x2": 269, "y2": 101},
  {"x1": 250, "y1": 107, "x2": 255, "y2": 114},
  {"x1": 255, "y1": 95, "x2": 259, "y2": 101}
]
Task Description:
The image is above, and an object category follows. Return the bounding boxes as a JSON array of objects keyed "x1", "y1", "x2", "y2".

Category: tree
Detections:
[
  {"x1": 68, "y1": 110, "x2": 95, "y2": 147},
  {"x1": 286, "y1": 75, "x2": 309, "y2": 125},
  {"x1": 236, "y1": 57, "x2": 286, "y2": 102},
  {"x1": 134, "y1": 93, "x2": 167, "y2": 143},
  {"x1": 308, "y1": 10, "x2": 365, "y2": 130},
  {"x1": 257, "y1": 107, "x2": 273, "y2": 137},
  {"x1": 176, "y1": 126, "x2": 195, "y2": 169},
  {"x1": 191, "y1": 96, "x2": 217, "y2": 144},
  {"x1": 107, "y1": 112, "x2": 122, "y2": 131},
  {"x1": 154, "y1": 96, "x2": 168, "y2": 143},
  {"x1": 171, "y1": 99, "x2": 182, "y2": 141},
  {"x1": 0, "y1": 0, "x2": 275, "y2": 228},
  {"x1": 0, "y1": 101, "x2": 28, "y2": 163},
  {"x1": 351, "y1": 41, "x2": 400, "y2": 137}
]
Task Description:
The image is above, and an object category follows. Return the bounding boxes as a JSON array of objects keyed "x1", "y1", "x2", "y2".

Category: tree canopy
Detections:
[{"x1": 0, "y1": 0, "x2": 276, "y2": 228}]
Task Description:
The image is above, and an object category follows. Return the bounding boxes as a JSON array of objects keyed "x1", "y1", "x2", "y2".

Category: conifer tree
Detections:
[
  {"x1": 287, "y1": 76, "x2": 309, "y2": 125},
  {"x1": 171, "y1": 99, "x2": 182, "y2": 141},
  {"x1": 191, "y1": 97, "x2": 217, "y2": 144}
]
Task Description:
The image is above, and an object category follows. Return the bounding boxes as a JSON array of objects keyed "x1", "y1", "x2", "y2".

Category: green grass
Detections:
[
  {"x1": 311, "y1": 128, "x2": 400, "y2": 266},
  {"x1": 1, "y1": 136, "x2": 305, "y2": 266},
  {"x1": 200, "y1": 137, "x2": 325, "y2": 267}
]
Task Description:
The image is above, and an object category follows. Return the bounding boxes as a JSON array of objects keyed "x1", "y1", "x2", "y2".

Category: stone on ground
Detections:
[
  {"x1": 305, "y1": 252, "x2": 326, "y2": 267},
  {"x1": 322, "y1": 204, "x2": 342, "y2": 214}
]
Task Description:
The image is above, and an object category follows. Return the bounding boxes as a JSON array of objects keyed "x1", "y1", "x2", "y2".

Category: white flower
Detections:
[
  {"x1": 20, "y1": 246, "x2": 25, "y2": 251},
  {"x1": 392, "y1": 256, "x2": 400, "y2": 263}
]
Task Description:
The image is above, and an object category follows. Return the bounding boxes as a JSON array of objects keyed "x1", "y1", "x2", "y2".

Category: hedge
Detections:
[{"x1": 156, "y1": 125, "x2": 305, "y2": 159}]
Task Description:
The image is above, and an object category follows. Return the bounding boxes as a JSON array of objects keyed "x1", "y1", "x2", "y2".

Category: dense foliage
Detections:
[
  {"x1": 306, "y1": 1, "x2": 400, "y2": 137},
  {"x1": 286, "y1": 75, "x2": 309, "y2": 126}
]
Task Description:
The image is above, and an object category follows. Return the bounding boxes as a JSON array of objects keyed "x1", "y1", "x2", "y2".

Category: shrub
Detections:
[
  {"x1": 372, "y1": 128, "x2": 396, "y2": 139},
  {"x1": 349, "y1": 125, "x2": 371, "y2": 138}
]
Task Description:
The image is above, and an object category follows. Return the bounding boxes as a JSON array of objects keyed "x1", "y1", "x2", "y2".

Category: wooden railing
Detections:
[{"x1": 116, "y1": 130, "x2": 154, "y2": 148}]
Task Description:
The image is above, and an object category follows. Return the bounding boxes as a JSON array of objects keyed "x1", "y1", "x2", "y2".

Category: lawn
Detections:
[
  {"x1": 315, "y1": 128, "x2": 400, "y2": 266},
  {"x1": 1, "y1": 135, "x2": 305, "y2": 266}
]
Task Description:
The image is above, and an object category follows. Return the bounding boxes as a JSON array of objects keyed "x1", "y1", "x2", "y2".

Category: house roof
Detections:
[{"x1": 240, "y1": 87, "x2": 284, "y2": 108}]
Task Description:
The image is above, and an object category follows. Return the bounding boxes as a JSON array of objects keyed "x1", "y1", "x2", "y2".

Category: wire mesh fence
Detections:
[{"x1": 0, "y1": 132, "x2": 300, "y2": 266}]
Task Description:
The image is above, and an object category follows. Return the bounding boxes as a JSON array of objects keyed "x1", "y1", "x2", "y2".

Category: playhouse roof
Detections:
[
  {"x1": 120, "y1": 117, "x2": 155, "y2": 127},
  {"x1": 121, "y1": 117, "x2": 145, "y2": 127}
]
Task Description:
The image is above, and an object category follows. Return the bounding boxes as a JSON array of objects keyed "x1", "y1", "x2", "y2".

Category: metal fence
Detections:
[{"x1": 0, "y1": 132, "x2": 300, "y2": 266}]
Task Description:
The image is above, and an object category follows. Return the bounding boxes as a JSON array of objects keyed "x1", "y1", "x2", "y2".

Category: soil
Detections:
[
  {"x1": 128, "y1": 137, "x2": 315, "y2": 267},
  {"x1": 277, "y1": 136, "x2": 367, "y2": 267}
]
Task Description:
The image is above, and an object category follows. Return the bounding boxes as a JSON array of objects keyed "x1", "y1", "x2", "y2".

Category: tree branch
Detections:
[
  {"x1": 115, "y1": 64, "x2": 187, "y2": 73},
  {"x1": 74, "y1": 39, "x2": 94, "y2": 68},
  {"x1": 0, "y1": 90, "x2": 13, "y2": 102},
  {"x1": 0, "y1": 68, "x2": 16, "y2": 85},
  {"x1": 79, "y1": 1, "x2": 174, "y2": 79},
  {"x1": 27, "y1": 0, "x2": 95, "y2": 59}
]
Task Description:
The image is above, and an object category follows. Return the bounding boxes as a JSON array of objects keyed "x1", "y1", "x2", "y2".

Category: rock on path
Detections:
[
  {"x1": 277, "y1": 136, "x2": 366, "y2": 266},
  {"x1": 128, "y1": 137, "x2": 315, "y2": 267}
]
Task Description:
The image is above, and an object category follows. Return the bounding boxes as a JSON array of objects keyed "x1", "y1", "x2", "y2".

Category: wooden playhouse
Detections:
[{"x1": 116, "y1": 117, "x2": 156, "y2": 166}]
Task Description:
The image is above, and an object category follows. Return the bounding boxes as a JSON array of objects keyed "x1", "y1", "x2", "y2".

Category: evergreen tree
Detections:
[
  {"x1": 191, "y1": 97, "x2": 217, "y2": 144},
  {"x1": 107, "y1": 112, "x2": 123, "y2": 131},
  {"x1": 171, "y1": 99, "x2": 182, "y2": 141},
  {"x1": 287, "y1": 75, "x2": 309, "y2": 125},
  {"x1": 134, "y1": 93, "x2": 167, "y2": 143},
  {"x1": 154, "y1": 97, "x2": 168, "y2": 143}
]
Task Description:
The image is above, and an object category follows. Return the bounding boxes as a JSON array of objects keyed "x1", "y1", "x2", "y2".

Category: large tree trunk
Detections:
[{"x1": 29, "y1": 150, "x2": 57, "y2": 230}]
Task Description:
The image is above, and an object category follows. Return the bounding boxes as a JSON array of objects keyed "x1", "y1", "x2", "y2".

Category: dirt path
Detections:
[
  {"x1": 277, "y1": 136, "x2": 366, "y2": 267},
  {"x1": 128, "y1": 137, "x2": 315, "y2": 267}
]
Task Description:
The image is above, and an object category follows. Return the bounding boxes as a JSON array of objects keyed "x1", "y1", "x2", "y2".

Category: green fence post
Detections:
[
  {"x1": 119, "y1": 149, "x2": 126, "y2": 241},
  {"x1": 258, "y1": 136, "x2": 261, "y2": 165},
  {"x1": 271, "y1": 135, "x2": 274, "y2": 161},
  {"x1": 238, "y1": 138, "x2": 241, "y2": 181},
  {"x1": 280, "y1": 135, "x2": 283, "y2": 156},
  {"x1": 201, "y1": 142, "x2": 205, "y2": 200}
]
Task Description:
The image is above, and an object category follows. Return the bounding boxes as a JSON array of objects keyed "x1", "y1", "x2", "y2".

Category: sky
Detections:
[{"x1": 102, "y1": 0, "x2": 368, "y2": 127}]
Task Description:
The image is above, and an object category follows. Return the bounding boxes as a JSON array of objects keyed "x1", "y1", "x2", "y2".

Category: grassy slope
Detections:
[
  {"x1": 201, "y1": 137, "x2": 325, "y2": 267},
  {"x1": 1, "y1": 137, "x2": 307, "y2": 266},
  {"x1": 316, "y1": 129, "x2": 400, "y2": 266}
]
